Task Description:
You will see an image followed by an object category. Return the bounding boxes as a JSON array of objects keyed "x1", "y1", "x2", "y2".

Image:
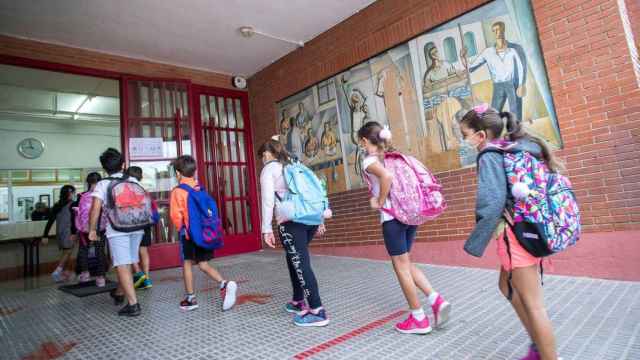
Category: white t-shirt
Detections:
[
  {"x1": 92, "y1": 172, "x2": 144, "y2": 238},
  {"x1": 362, "y1": 155, "x2": 394, "y2": 223},
  {"x1": 259, "y1": 161, "x2": 288, "y2": 234}
]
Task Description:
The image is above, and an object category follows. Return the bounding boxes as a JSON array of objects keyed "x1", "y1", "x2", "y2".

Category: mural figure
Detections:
[
  {"x1": 462, "y1": 21, "x2": 527, "y2": 121},
  {"x1": 321, "y1": 121, "x2": 338, "y2": 156},
  {"x1": 304, "y1": 127, "x2": 320, "y2": 159}
]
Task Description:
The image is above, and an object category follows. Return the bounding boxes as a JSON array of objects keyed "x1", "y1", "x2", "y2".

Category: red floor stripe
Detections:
[{"x1": 293, "y1": 310, "x2": 407, "y2": 359}]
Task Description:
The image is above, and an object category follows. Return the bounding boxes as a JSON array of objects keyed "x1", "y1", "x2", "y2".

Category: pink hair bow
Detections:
[{"x1": 473, "y1": 103, "x2": 489, "y2": 114}]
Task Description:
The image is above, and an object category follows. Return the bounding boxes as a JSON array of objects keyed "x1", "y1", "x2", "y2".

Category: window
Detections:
[
  {"x1": 443, "y1": 37, "x2": 458, "y2": 63},
  {"x1": 317, "y1": 79, "x2": 336, "y2": 105},
  {"x1": 464, "y1": 32, "x2": 478, "y2": 57}
]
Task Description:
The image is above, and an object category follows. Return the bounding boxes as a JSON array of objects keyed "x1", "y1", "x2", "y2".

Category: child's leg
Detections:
[
  {"x1": 410, "y1": 264, "x2": 434, "y2": 295},
  {"x1": 183, "y1": 260, "x2": 194, "y2": 294},
  {"x1": 197, "y1": 261, "x2": 224, "y2": 283},
  {"x1": 116, "y1": 264, "x2": 137, "y2": 304},
  {"x1": 391, "y1": 254, "x2": 421, "y2": 309},
  {"x1": 284, "y1": 248, "x2": 305, "y2": 302},
  {"x1": 140, "y1": 246, "x2": 150, "y2": 274},
  {"x1": 77, "y1": 234, "x2": 89, "y2": 274},
  {"x1": 133, "y1": 262, "x2": 142, "y2": 274},
  {"x1": 95, "y1": 237, "x2": 107, "y2": 277},
  {"x1": 499, "y1": 268, "x2": 534, "y2": 339},
  {"x1": 511, "y1": 265, "x2": 557, "y2": 360},
  {"x1": 279, "y1": 222, "x2": 322, "y2": 309}
]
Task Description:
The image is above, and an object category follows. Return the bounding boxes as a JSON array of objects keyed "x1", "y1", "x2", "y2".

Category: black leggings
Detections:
[
  {"x1": 77, "y1": 232, "x2": 107, "y2": 277},
  {"x1": 278, "y1": 221, "x2": 322, "y2": 309}
]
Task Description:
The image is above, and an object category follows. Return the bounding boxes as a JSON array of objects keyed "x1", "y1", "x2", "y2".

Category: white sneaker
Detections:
[
  {"x1": 51, "y1": 270, "x2": 64, "y2": 283},
  {"x1": 221, "y1": 281, "x2": 238, "y2": 311}
]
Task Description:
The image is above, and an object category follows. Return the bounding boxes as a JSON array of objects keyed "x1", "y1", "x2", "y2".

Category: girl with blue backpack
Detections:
[
  {"x1": 258, "y1": 137, "x2": 331, "y2": 327},
  {"x1": 357, "y1": 122, "x2": 450, "y2": 335},
  {"x1": 461, "y1": 104, "x2": 578, "y2": 360}
]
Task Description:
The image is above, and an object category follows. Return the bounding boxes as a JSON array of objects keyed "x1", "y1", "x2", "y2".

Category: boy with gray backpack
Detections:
[{"x1": 89, "y1": 148, "x2": 154, "y2": 317}]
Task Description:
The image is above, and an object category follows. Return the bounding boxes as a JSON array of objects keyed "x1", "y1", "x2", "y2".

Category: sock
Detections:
[
  {"x1": 411, "y1": 307, "x2": 426, "y2": 321},
  {"x1": 186, "y1": 293, "x2": 195, "y2": 301},
  {"x1": 310, "y1": 306, "x2": 323, "y2": 315},
  {"x1": 220, "y1": 280, "x2": 227, "y2": 289},
  {"x1": 428, "y1": 292, "x2": 440, "y2": 305}
]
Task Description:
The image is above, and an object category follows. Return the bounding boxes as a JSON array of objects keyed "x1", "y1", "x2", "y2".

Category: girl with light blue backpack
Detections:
[{"x1": 258, "y1": 136, "x2": 332, "y2": 327}]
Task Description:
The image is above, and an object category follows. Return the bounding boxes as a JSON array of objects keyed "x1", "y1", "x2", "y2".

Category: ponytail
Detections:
[{"x1": 462, "y1": 106, "x2": 564, "y2": 173}]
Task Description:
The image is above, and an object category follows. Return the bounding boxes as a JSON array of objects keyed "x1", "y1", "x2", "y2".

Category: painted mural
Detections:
[
  {"x1": 276, "y1": 0, "x2": 561, "y2": 192},
  {"x1": 276, "y1": 82, "x2": 347, "y2": 194}
]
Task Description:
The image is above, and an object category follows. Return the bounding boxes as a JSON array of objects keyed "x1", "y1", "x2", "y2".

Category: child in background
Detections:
[
  {"x1": 127, "y1": 166, "x2": 153, "y2": 290},
  {"x1": 74, "y1": 172, "x2": 108, "y2": 287},
  {"x1": 42, "y1": 185, "x2": 77, "y2": 283},
  {"x1": 169, "y1": 155, "x2": 237, "y2": 311}
]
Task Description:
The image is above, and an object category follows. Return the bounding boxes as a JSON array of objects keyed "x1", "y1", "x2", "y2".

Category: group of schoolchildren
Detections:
[{"x1": 42, "y1": 104, "x2": 576, "y2": 360}]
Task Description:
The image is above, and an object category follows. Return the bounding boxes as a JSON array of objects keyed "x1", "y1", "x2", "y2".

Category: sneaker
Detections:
[
  {"x1": 221, "y1": 281, "x2": 238, "y2": 311},
  {"x1": 78, "y1": 271, "x2": 91, "y2": 283},
  {"x1": 519, "y1": 344, "x2": 541, "y2": 360},
  {"x1": 293, "y1": 309, "x2": 330, "y2": 327},
  {"x1": 51, "y1": 270, "x2": 64, "y2": 283},
  {"x1": 118, "y1": 303, "x2": 141, "y2": 317},
  {"x1": 431, "y1": 294, "x2": 451, "y2": 328},
  {"x1": 284, "y1": 300, "x2": 305, "y2": 314},
  {"x1": 139, "y1": 277, "x2": 153, "y2": 289},
  {"x1": 133, "y1": 272, "x2": 147, "y2": 289},
  {"x1": 109, "y1": 289, "x2": 125, "y2": 306},
  {"x1": 395, "y1": 314, "x2": 432, "y2": 334},
  {"x1": 96, "y1": 276, "x2": 106, "y2": 287},
  {"x1": 180, "y1": 297, "x2": 199, "y2": 311}
]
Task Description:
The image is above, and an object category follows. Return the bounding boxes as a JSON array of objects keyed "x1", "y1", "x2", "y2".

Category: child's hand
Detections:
[
  {"x1": 370, "y1": 197, "x2": 380, "y2": 209},
  {"x1": 262, "y1": 233, "x2": 276, "y2": 248},
  {"x1": 88, "y1": 230, "x2": 98, "y2": 242},
  {"x1": 315, "y1": 224, "x2": 326, "y2": 237}
]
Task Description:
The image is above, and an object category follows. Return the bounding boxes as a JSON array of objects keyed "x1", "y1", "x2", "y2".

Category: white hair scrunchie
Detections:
[{"x1": 379, "y1": 125, "x2": 392, "y2": 140}]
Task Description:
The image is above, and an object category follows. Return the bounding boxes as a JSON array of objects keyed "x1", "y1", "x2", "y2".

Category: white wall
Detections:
[{"x1": 0, "y1": 117, "x2": 120, "y2": 169}]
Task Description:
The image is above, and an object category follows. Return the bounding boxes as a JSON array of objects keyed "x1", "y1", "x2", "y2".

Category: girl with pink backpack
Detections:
[
  {"x1": 358, "y1": 121, "x2": 450, "y2": 335},
  {"x1": 74, "y1": 172, "x2": 108, "y2": 287}
]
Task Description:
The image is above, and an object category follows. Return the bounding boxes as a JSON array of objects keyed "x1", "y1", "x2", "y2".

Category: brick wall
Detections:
[
  {"x1": 249, "y1": 0, "x2": 640, "y2": 248},
  {"x1": 0, "y1": 35, "x2": 236, "y2": 89}
]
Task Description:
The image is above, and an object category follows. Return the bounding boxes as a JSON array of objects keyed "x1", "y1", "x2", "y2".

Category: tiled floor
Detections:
[{"x1": 1, "y1": 250, "x2": 639, "y2": 359}]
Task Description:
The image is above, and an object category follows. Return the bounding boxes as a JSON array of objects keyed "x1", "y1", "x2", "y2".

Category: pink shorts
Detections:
[{"x1": 496, "y1": 226, "x2": 541, "y2": 271}]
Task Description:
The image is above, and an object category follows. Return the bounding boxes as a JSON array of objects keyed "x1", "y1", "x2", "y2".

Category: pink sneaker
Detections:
[
  {"x1": 95, "y1": 276, "x2": 106, "y2": 287},
  {"x1": 519, "y1": 344, "x2": 541, "y2": 360},
  {"x1": 395, "y1": 314, "x2": 432, "y2": 334},
  {"x1": 431, "y1": 294, "x2": 451, "y2": 328}
]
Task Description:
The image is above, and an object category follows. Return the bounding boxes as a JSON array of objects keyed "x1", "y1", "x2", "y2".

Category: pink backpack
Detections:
[
  {"x1": 364, "y1": 152, "x2": 446, "y2": 225},
  {"x1": 74, "y1": 191, "x2": 107, "y2": 233}
]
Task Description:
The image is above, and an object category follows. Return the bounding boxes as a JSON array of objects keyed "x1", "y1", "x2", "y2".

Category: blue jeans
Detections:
[{"x1": 492, "y1": 81, "x2": 522, "y2": 121}]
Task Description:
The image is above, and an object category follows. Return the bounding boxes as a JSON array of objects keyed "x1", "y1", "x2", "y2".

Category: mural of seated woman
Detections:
[
  {"x1": 304, "y1": 128, "x2": 320, "y2": 159},
  {"x1": 320, "y1": 122, "x2": 338, "y2": 156}
]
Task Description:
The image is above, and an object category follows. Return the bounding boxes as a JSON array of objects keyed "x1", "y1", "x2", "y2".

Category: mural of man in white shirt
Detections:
[{"x1": 462, "y1": 21, "x2": 527, "y2": 121}]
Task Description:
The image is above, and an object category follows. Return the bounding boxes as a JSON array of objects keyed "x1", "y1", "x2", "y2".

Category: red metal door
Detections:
[
  {"x1": 122, "y1": 77, "x2": 195, "y2": 269},
  {"x1": 193, "y1": 86, "x2": 260, "y2": 255}
]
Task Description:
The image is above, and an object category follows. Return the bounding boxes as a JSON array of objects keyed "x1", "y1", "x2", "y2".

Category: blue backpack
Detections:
[
  {"x1": 276, "y1": 161, "x2": 329, "y2": 226},
  {"x1": 177, "y1": 184, "x2": 224, "y2": 250}
]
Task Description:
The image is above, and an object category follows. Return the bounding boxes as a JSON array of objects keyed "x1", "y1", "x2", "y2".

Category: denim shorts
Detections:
[{"x1": 382, "y1": 219, "x2": 418, "y2": 256}]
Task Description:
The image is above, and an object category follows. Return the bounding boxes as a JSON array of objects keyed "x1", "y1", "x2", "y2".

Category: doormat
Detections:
[{"x1": 58, "y1": 280, "x2": 117, "y2": 297}]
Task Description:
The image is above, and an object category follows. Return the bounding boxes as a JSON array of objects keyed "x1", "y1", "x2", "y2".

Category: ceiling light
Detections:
[{"x1": 237, "y1": 26, "x2": 304, "y2": 47}]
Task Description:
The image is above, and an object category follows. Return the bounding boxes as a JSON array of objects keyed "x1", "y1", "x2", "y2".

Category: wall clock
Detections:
[{"x1": 17, "y1": 138, "x2": 45, "y2": 159}]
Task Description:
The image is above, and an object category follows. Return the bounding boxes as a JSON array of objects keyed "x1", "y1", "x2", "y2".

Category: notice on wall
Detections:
[{"x1": 129, "y1": 137, "x2": 164, "y2": 160}]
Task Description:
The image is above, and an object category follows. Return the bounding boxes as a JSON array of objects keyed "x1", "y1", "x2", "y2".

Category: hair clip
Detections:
[
  {"x1": 271, "y1": 135, "x2": 280, "y2": 141},
  {"x1": 473, "y1": 103, "x2": 489, "y2": 115}
]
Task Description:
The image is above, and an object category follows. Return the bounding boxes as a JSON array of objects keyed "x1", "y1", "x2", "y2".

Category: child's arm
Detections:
[
  {"x1": 41, "y1": 204, "x2": 58, "y2": 244},
  {"x1": 88, "y1": 197, "x2": 103, "y2": 241},
  {"x1": 463, "y1": 152, "x2": 507, "y2": 257},
  {"x1": 364, "y1": 160, "x2": 393, "y2": 209},
  {"x1": 169, "y1": 189, "x2": 184, "y2": 231},
  {"x1": 260, "y1": 166, "x2": 276, "y2": 234}
]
